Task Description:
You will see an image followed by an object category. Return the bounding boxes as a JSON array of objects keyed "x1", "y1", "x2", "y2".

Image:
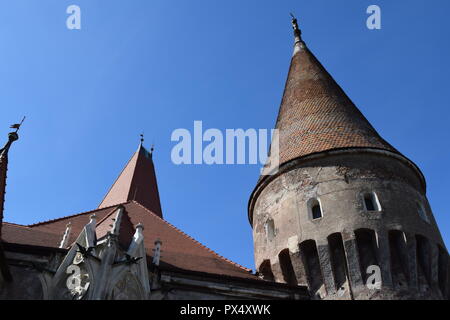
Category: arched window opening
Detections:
[
  {"x1": 328, "y1": 233, "x2": 351, "y2": 298},
  {"x1": 278, "y1": 249, "x2": 298, "y2": 286},
  {"x1": 355, "y1": 228, "x2": 379, "y2": 284},
  {"x1": 258, "y1": 260, "x2": 275, "y2": 281},
  {"x1": 264, "y1": 219, "x2": 275, "y2": 241},
  {"x1": 417, "y1": 202, "x2": 430, "y2": 223},
  {"x1": 388, "y1": 230, "x2": 409, "y2": 289},
  {"x1": 308, "y1": 198, "x2": 323, "y2": 220},
  {"x1": 416, "y1": 235, "x2": 431, "y2": 289},
  {"x1": 363, "y1": 192, "x2": 381, "y2": 212},
  {"x1": 299, "y1": 240, "x2": 325, "y2": 299}
]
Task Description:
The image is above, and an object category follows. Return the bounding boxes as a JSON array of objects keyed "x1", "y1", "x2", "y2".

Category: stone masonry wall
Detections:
[{"x1": 251, "y1": 151, "x2": 448, "y2": 300}]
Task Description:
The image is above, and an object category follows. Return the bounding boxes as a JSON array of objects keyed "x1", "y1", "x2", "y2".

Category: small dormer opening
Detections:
[{"x1": 363, "y1": 192, "x2": 381, "y2": 212}]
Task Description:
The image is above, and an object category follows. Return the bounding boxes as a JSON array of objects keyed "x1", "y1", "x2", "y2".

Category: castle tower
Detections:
[{"x1": 248, "y1": 17, "x2": 449, "y2": 300}]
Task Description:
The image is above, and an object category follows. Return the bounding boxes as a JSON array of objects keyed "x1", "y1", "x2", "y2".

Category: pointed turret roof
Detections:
[
  {"x1": 98, "y1": 142, "x2": 163, "y2": 218},
  {"x1": 273, "y1": 17, "x2": 399, "y2": 166}
]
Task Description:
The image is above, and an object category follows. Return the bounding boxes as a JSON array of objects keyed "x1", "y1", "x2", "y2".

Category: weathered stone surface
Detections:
[
  {"x1": 316, "y1": 244, "x2": 336, "y2": 295},
  {"x1": 250, "y1": 151, "x2": 449, "y2": 300}
]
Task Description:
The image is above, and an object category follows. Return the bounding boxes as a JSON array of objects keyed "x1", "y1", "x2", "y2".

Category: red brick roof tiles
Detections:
[
  {"x1": 2, "y1": 222, "x2": 61, "y2": 248},
  {"x1": 2, "y1": 201, "x2": 255, "y2": 280},
  {"x1": 273, "y1": 42, "x2": 401, "y2": 166}
]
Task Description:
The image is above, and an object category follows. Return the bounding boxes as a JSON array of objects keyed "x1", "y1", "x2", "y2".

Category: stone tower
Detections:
[{"x1": 248, "y1": 17, "x2": 449, "y2": 300}]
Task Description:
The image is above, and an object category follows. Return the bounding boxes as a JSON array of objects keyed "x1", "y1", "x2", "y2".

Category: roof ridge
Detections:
[
  {"x1": 130, "y1": 200, "x2": 252, "y2": 273},
  {"x1": 97, "y1": 149, "x2": 138, "y2": 208},
  {"x1": 27, "y1": 203, "x2": 124, "y2": 227},
  {"x1": 2, "y1": 222, "x2": 30, "y2": 228},
  {"x1": 2, "y1": 222, "x2": 67, "y2": 237}
]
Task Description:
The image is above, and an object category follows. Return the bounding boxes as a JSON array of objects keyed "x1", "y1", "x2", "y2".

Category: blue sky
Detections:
[{"x1": 1, "y1": 0, "x2": 449, "y2": 270}]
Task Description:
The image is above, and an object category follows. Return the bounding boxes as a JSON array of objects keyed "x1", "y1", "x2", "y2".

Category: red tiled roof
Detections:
[
  {"x1": 3, "y1": 201, "x2": 255, "y2": 280},
  {"x1": 2, "y1": 222, "x2": 61, "y2": 248},
  {"x1": 28, "y1": 205, "x2": 119, "y2": 246},
  {"x1": 98, "y1": 144, "x2": 163, "y2": 218},
  {"x1": 95, "y1": 206, "x2": 135, "y2": 249}
]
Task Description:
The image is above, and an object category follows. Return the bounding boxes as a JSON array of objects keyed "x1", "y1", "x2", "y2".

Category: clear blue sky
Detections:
[{"x1": 1, "y1": 0, "x2": 449, "y2": 270}]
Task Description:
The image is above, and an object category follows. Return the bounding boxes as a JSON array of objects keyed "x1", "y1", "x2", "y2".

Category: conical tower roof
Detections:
[
  {"x1": 273, "y1": 17, "x2": 400, "y2": 166},
  {"x1": 98, "y1": 142, "x2": 163, "y2": 218}
]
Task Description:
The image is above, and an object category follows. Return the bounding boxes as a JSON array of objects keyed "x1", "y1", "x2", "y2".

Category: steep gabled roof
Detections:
[
  {"x1": 4, "y1": 201, "x2": 254, "y2": 280},
  {"x1": 98, "y1": 144, "x2": 163, "y2": 218}
]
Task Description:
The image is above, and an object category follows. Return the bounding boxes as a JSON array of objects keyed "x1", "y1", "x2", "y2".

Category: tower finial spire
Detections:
[
  {"x1": 140, "y1": 133, "x2": 144, "y2": 144},
  {"x1": 1, "y1": 119, "x2": 23, "y2": 238},
  {"x1": 1, "y1": 117, "x2": 24, "y2": 158},
  {"x1": 290, "y1": 13, "x2": 302, "y2": 44}
]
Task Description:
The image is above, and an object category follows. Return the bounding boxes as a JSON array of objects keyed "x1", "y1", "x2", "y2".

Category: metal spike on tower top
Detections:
[{"x1": 290, "y1": 13, "x2": 302, "y2": 44}]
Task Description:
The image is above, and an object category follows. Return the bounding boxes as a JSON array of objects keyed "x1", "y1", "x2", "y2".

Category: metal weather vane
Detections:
[{"x1": 10, "y1": 116, "x2": 26, "y2": 133}]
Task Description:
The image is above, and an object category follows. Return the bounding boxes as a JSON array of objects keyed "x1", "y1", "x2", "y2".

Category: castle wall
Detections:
[
  {"x1": 0, "y1": 247, "x2": 309, "y2": 300},
  {"x1": 0, "y1": 251, "x2": 49, "y2": 300}
]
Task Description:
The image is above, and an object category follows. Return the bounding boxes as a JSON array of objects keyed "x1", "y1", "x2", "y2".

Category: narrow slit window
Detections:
[
  {"x1": 312, "y1": 204, "x2": 322, "y2": 219},
  {"x1": 363, "y1": 192, "x2": 380, "y2": 211},
  {"x1": 309, "y1": 199, "x2": 322, "y2": 220},
  {"x1": 417, "y1": 202, "x2": 429, "y2": 223},
  {"x1": 264, "y1": 219, "x2": 275, "y2": 241}
]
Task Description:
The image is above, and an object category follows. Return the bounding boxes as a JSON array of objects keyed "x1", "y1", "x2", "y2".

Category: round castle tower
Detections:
[{"x1": 248, "y1": 17, "x2": 449, "y2": 300}]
